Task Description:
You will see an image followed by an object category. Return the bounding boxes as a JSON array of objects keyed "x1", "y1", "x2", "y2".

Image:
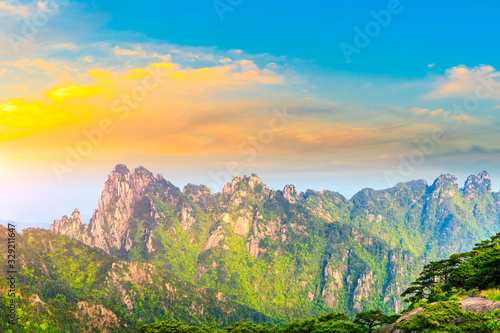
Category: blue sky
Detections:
[
  {"x1": 1, "y1": 0, "x2": 500, "y2": 229},
  {"x1": 91, "y1": 0, "x2": 500, "y2": 75}
]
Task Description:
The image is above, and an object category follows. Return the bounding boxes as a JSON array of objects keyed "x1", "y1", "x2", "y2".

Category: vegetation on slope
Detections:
[{"x1": 0, "y1": 227, "x2": 268, "y2": 332}]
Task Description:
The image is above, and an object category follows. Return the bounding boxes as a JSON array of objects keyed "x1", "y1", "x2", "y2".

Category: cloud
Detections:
[
  {"x1": 409, "y1": 107, "x2": 481, "y2": 124},
  {"x1": 0, "y1": 0, "x2": 32, "y2": 17},
  {"x1": 0, "y1": 57, "x2": 285, "y2": 143},
  {"x1": 427, "y1": 65, "x2": 500, "y2": 98},
  {"x1": 2, "y1": 58, "x2": 77, "y2": 77},
  {"x1": 410, "y1": 107, "x2": 444, "y2": 116},
  {"x1": 52, "y1": 43, "x2": 80, "y2": 50},
  {"x1": 112, "y1": 45, "x2": 172, "y2": 63}
]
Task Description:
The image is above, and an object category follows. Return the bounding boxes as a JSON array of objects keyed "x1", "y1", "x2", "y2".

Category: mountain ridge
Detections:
[{"x1": 49, "y1": 164, "x2": 500, "y2": 319}]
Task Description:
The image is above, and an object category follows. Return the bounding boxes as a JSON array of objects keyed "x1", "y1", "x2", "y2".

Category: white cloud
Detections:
[
  {"x1": 52, "y1": 43, "x2": 79, "y2": 50},
  {"x1": 0, "y1": 0, "x2": 32, "y2": 17},
  {"x1": 427, "y1": 65, "x2": 500, "y2": 98},
  {"x1": 112, "y1": 45, "x2": 172, "y2": 62}
]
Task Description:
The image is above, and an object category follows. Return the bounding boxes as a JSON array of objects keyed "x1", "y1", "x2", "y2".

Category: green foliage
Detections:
[
  {"x1": 395, "y1": 301, "x2": 500, "y2": 333},
  {"x1": 481, "y1": 288, "x2": 500, "y2": 302},
  {"x1": 140, "y1": 312, "x2": 369, "y2": 333},
  {"x1": 0, "y1": 227, "x2": 269, "y2": 332},
  {"x1": 352, "y1": 310, "x2": 398, "y2": 330},
  {"x1": 139, "y1": 319, "x2": 217, "y2": 333},
  {"x1": 402, "y1": 232, "x2": 500, "y2": 305}
]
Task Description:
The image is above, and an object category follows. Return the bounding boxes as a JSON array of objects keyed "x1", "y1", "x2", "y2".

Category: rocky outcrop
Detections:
[
  {"x1": 378, "y1": 297, "x2": 500, "y2": 333},
  {"x1": 377, "y1": 307, "x2": 425, "y2": 333},
  {"x1": 50, "y1": 209, "x2": 85, "y2": 239},
  {"x1": 75, "y1": 302, "x2": 122, "y2": 333},
  {"x1": 321, "y1": 250, "x2": 349, "y2": 308},
  {"x1": 49, "y1": 165, "x2": 157, "y2": 252},
  {"x1": 353, "y1": 270, "x2": 376, "y2": 312},
  {"x1": 429, "y1": 174, "x2": 459, "y2": 199},
  {"x1": 283, "y1": 185, "x2": 302, "y2": 204},
  {"x1": 459, "y1": 297, "x2": 499, "y2": 314},
  {"x1": 464, "y1": 171, "x2": 493, "y2": 199},
  {"x1": 49, "y1": 164, "x2": 194, "y2": 254},
  {"x1": 184, "y1": 184, "x2": 212, "y2": 206}
]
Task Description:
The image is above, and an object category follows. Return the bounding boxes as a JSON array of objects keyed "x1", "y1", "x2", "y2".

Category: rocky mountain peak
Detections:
[
  {"x1": 283, "y1": 184, "x2": 302, "y2": 204},
  {"x1": 101, "y1": 165, "x2": 155, "y2": 208},
  {"x1": 426, "y1": 174, "x2": 460, "y2": 200},
  {"x1": 113, "y1": 164, "x2": 129, "y2": 174},
  {"x1": 222, "y1": 175, "x2": 241, "y2": 195},
  {"x1": 464, "y1": 171, "x2": 492, "y2": 198},
  {"x1": 222, "y1": 174, "x2": 268, "y2": 195},
  {"x1": 432, "y1": 174, "x2": 459, "y2": 188},
  {"x1": 50, "y1": 208, "x2": 83, "y2": 238},
  {"x1": 184, "y1": 184, "x2": 212, "y2": 205}
]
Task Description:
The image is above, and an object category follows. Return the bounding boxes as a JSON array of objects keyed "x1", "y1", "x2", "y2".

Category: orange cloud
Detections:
[
  {"x1": 0, "y1": 58, "x2": 285, "y2": 145},
  {"x1": 410, "y1": 108, "x2": 444, "y2": 116}
]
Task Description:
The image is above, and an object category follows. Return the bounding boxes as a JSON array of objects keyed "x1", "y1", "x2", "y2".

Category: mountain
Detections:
[
  {"x1": 0, "y1": 226, "x2": 268, "y2": 332},
  {"x1": 48, "y1": 165, "x2": 500, "y2": 321}
]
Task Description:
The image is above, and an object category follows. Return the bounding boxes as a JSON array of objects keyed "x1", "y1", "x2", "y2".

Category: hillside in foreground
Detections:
[{"x1": 0, "y1": 226, "x2": 268, "y2": 332}]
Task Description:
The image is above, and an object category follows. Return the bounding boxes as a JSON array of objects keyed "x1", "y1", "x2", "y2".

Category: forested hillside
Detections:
[
  {"x1": 0, "y1": 227, "x2": 268, "y2": 332},
  {"x1": 49, "y1": 165, "x2": 500, "y2": 319}
]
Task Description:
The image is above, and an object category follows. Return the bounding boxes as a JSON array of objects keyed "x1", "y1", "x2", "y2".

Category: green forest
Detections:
[
  {"x1": 139, "y1": 232, "x2": 500, "y2": 332},
  {"x1": 1, "y1": 230, "x2": 499, "y2": 332}
]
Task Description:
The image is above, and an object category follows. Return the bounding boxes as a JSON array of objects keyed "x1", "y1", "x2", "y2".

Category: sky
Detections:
[{"x1": 1, "y1": 0, "x2": 500, "y2": 230}]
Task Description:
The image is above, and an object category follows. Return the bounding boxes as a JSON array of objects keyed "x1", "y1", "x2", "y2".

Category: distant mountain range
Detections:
[{"x1": 2, "y1": 165, "x2": 499, "y2": 331}]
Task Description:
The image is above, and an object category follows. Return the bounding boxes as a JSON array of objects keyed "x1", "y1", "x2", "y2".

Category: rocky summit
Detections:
[{"x1": 48, "y1": 165, "x2": 500, "y2": 320}]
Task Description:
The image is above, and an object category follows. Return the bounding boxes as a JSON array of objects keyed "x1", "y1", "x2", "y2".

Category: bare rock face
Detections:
[
  {"x1": 464, "y1": 171, "x2": 493, "y2": 199},
  {"x1": 183, "y1": 184, "x2": 212, "y2": 206},
  {"x1": 491, "y1": 301, "x2": 500, "y2": 312},
  {"x1": 377, "y1": 307, "x2": 425, "y2": 333},
  {"x1": 283, "y1": 185, "x2": 299, "y2": 204},
  {"x1": 222, "y1": 175, "x2": 242, "y2": 195},
  {"x1": 459, "y1": 297, "x2": 494, "y2": 314},
  {"x1": 75, "y1": 301, "x2": 122, "y2": 333},
  {"x1": 222, "y1": 174, "x2": 269, "y2": 197},
  {"x1": 321, "y1": 250, "x2": 349, "y2": 308},
  {"x1": 86, "y1": 165, "x2": 157, "y2": 252},
  {"x1": 50, "y1": 209, "x2": 84, "y2": 238},
  {"x1": 50, "y1": 165, "x2": 158, "y2": 253},
  {"x1": 429, "y1": 174, "x2": 459, "y2": 200},
  {"x1": 353, "y1": 270, "x2": 376, "y2": 312}
]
